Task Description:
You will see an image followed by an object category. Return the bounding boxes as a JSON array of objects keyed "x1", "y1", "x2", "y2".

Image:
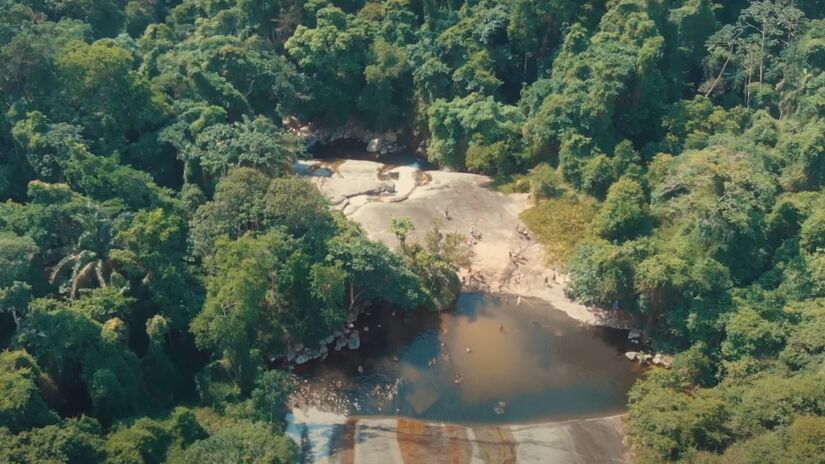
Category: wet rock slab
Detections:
[{"x1": 287, "y1": 410, "x2": 626, "y2": 463}]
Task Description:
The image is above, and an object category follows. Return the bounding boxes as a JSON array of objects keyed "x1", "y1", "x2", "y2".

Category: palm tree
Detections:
[
  {"x1": 777, "y1": 67, "x2": 813, "y2": 119},
  {"x1": 49, "y1": 208, "x2": 115, "y2": 299}
]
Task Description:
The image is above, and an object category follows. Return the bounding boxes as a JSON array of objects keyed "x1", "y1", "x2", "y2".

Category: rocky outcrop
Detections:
[
  {"x1": 624, "y1": 350, "x2": 673, "y2": 368},
  {"x1": 300, "y1": 158, "x2": 632, "y2": 329},
  {"x1": 285, "y1": 330, "x2": 363, "y2": 365}
]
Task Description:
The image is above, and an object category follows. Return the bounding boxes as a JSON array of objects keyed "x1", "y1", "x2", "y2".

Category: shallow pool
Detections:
[{"x1": 290, "y1": 293, "x2": 643, "y2": 424}]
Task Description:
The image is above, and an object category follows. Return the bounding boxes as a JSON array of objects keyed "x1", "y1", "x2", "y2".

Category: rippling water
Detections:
[{"x1": 291, "y1": 293, "x2": 643, "y2": 424}]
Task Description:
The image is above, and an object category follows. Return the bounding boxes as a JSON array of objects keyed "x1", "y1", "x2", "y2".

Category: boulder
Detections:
[
  {"x1": 383, "y1": 130, "x2": 398, "y2": 143},
  {"x1": 367, "y1": 137, "x2": 382, "y2": 153},
  {"x1": 628, "y1": 329, "x2": 642, "y2": 340},
  {"x1": 347, "y1": 331, "x2": 361, "y2": 350},
  {"x1": 334, "y1": 335, "x2": 348, "y2": 351},
  {"x1": 624, "y1": 351, "x2": 637, "y2": 361}
]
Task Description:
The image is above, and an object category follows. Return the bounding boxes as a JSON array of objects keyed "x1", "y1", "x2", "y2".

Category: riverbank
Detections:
[{"x1": 298, "y1": 158, "x2": 632, "y2": 329}]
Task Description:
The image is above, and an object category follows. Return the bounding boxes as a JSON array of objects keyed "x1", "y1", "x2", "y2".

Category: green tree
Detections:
[
  {"x1": 182, "y1": 420, "x2": 295, "y2": 464},
  {"x1": 564, "y1": 239, "x2": 636, "y2": 308},
  {"x1": 427, "y1": 93, "x2": 525, "y2": 174},
  {"x1": 0, "y1": 232, "x2": 38, "y2": 329},
  {"x1": 56, "y1": 40, "x2": 168, "y2": 147},
  {"x1": 285, "y1": 5, "x2": 370, "y2": 123},
  {"x1": 191, "y1": 233, "x2": 288, "y2": 394},
  {"x1": 0, "y1": 350, "x2": 58, "y2": 432},
  {"x1": 15, "y1": 301, "x2": 142, "y2": 422},
  {"x1": 0, "y1": 417, "x2": 106, "y2": 464},
  {"x1": 359, "y1": 38, "x2": 411, "y2": 130},
  {"x1": 181, "y1": 117, "x2": 302, "y2": 188},
  {"x1": 592, "y1": 177, "x2": 651, "y2": 242},
  {"x1": 116, "y1": 208, "x2": 202, "y2": 328},
  {"x1": 389, "y1": 216, "x2": 415, "y2": 250},
  {"x1": 249, "y1": 370, "x2": 293, "y2": 425},
  {"x1": 105, "y1": 418, "x2": 172, "y2": 464},
  {"x1": 190, "y1": 168, "x2": 273, "y2": 257}
]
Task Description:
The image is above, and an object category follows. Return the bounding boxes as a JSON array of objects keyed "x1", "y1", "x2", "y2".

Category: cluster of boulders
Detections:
[
  {"x1": 285, "y1": 328, "x2": 362, "y2": 365},
  {"x1": 282, "y1": 117, "x2": 403, "y2": 155},
  {"x1": 366, "y1": 131, "x2": 401, "y2": 155},
  {"x1": 287, "y1": 344, "x2": 329, "y2": 365},
  {"x1": 627, "y1": 328, "x2": 643, "y2": 343},
  {"x1": 624, "y1": 351, "x2": 673, "y2": 368},
  {"x1": 624, "y1": 329, "x2": 672, "y2": 368}
]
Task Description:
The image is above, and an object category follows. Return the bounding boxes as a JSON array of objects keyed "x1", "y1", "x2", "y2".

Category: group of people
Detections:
[{"x1": 508, "y1": 248, "x2": 527, "y2": 266}]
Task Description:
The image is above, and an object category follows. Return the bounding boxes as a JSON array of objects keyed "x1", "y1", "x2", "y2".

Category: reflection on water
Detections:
[{"x1": 291, "y1": 294, "x2": 643, "y2": 424}]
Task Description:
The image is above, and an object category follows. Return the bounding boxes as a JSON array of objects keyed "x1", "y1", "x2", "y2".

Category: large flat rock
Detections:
[
  {"x1": 301, "y1": 159, "x2": 628, "y2": 328},
  {"x1": 286, "y1": 409, "x2": 627, "y2": 464}
]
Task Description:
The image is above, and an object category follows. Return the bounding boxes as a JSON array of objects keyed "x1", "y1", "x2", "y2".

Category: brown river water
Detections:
[{"x1": 290, "y1": 293, "x2": 643, "y2": 425}]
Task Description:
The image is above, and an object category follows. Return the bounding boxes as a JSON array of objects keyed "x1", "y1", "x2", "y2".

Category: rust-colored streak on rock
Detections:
[
  {"x1": 396, "y1": 418, "x2": 437, "y2": 463},
  {"x1": 331, "y1": 418, "x2": 357, "y2": 464},
  {"x1": 473, "y1": 426, "x2": 517, "y2": 464}
]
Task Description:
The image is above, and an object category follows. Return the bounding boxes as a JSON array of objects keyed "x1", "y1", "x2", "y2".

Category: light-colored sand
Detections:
[{"x1": 301, "y1": 159, "x2": 628, "y2": 329}]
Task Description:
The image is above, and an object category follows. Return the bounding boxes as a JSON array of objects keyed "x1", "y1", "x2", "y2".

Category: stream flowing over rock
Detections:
[{"x1": 286, "y1": 408, "x2": 627, "y2": 463}]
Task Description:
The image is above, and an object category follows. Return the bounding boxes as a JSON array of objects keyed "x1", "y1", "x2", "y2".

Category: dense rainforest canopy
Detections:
[{"x1": 0, "y1": 0, "x2": 824, "y2": 462}]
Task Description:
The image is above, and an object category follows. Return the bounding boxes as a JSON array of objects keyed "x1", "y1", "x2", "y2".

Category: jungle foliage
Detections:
[{"x1": 1, "y1": 0, "x2": 824, "y2": 462}]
